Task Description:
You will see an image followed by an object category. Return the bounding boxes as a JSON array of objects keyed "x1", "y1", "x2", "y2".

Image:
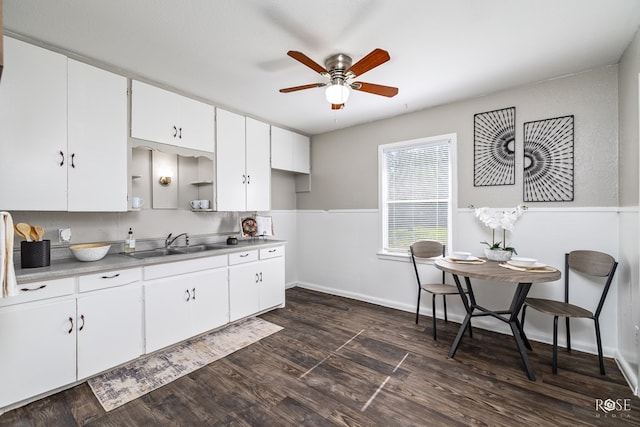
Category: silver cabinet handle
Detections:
[
  {"x1": 79, "y1": 314, "x2": 85, "y2": 331},
  {"x1": 192, "y1": 288, "x2": 196, "y2": 300},
  {"x1": 185, "y1": 289, "x2": 191, "y2": 302},
  {"x1": 68, "y1": 317, "x2": 74, "y2": 334},
  {"x1": 101, "y1": 273, "x2": 121, "y2": 279},
  {"x1": 59, "y1": 151, "x2": 65, "y2": 166},
  {"x1": 70, "y1": 153, "x2": 76, "y2": 168},
  {"x1": 268, "y1": 249, "x2": 277, "y2": 253},
  {"x1": 240, "y1": 253, "x2": 249, "y2": 258}
]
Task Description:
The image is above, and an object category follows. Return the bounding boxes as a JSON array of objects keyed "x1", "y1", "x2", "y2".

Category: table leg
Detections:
[
  {"x1": 508, "y1": 282, "x2": 536, "y2": 380},
  {"x1": 448, "y1": 274, "x2": 472, "y2": 358}
]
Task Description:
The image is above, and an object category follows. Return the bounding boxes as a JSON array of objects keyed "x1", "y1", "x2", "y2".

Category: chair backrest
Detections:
[
  {"x1": 565, "y1": 250, "x2": 618, "y2": 318},
  {"x1": 410, "y1": 240, "x2": 445, "y2": 288}
]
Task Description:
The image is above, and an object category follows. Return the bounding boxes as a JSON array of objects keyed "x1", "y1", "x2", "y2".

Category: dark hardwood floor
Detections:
[{"x1": 1, "y1": 287, "x2": 637, "y2": 426}]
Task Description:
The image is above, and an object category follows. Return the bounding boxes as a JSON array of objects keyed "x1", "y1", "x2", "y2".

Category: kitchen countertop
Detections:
[{"x1": 15, "y1": 239, "x2": 287, "y2": 284}]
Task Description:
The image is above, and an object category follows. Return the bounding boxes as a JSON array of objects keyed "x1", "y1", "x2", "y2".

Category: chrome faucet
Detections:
[{"x1": 165, "y1": 232, "x2": 189, "y2": 248}]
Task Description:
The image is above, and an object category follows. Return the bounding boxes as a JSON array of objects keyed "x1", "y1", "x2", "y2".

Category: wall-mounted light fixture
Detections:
[{"x1": 159, "y1": 175, "x2": 172, "y2": 186}]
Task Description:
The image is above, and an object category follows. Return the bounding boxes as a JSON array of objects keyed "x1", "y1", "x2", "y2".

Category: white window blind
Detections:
[{"x1": 380, "y1": 137, "x2": 452, "y2": 253}]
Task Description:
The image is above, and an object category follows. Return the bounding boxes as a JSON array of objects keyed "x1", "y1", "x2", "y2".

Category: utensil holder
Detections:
[{"x1": 21, "y1": 240, "x2": 51, "y2": 268}]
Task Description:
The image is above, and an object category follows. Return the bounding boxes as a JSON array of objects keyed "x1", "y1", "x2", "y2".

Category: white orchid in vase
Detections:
[{"x1": 471, "y1": 204, "x2": 527, "y2": 255}]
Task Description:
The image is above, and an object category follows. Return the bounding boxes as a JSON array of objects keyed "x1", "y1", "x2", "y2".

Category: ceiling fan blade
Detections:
[
  {"x1": 287, "y1": 51, "x2": 328, "y2": 74},
  {"x1": 351, "y1": 82, "x2": 398, "y2": 97},
  {"x1": 346, "y1": 48, "x2": 390, "y2": 77},
  {"x1": 331, "y1": 103, "x2": 344, "y2": 110},
  {"x1": 279, "y1": 83, "x2": 325, "y2": 93}
]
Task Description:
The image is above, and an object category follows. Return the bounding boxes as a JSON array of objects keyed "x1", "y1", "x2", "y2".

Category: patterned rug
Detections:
[{"x1": 88, "y1": 317, "x2": 283, "y2": 411}]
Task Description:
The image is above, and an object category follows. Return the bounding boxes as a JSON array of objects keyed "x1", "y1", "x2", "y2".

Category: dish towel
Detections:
[{"x1": 0, "y1": 212, "x2": 18, "y2": 298}]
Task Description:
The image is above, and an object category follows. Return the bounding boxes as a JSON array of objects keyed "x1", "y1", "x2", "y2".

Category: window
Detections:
[{"x1": 379, "y1": 134, "x2": 456, "y2": 255}]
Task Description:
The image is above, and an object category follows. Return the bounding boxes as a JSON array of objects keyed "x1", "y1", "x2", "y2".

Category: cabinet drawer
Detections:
[
  {"x1": 78, "y1": 268, "x2": 142, "y2": 293},
  {"x1": 228, "y1": 250, "x2": 259, "y2": 265},
  {"x1": 144, "y1": 255, "x2": 226, "y2": 280},
  {"x1": 260, "y1": 246, "x2": 284, "y2": 259},
  {"x1": 0, "y1": 277, "x2": 75, "y2": 307}
]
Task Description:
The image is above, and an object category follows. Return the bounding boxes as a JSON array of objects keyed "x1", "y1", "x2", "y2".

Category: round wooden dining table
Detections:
[{"x1": 434, "y1": 258, "x2": 561, "y2": 380}]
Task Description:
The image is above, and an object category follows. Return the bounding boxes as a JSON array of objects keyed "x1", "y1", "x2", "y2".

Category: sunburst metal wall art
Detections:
[
  {"x1": 523, "y1": 115, "x2": 574, "y2": 202},
  {"x1": 473, "y1": 107, "x2": 516, "y2": 186}
]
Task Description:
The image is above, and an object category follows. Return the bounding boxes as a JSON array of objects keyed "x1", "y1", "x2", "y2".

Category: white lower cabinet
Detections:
[
  {"x1": 144, "y1": 267, "x2": 228, "y2": 353},
  {"x1": 0, "y1": 271, "x2": 143, "y2": 408},
  {"x1": 229, "y1": 247, "x2": 285, "y2": 321},
  {"x1": 76, "y1": 285, "x2": 143, "y2": 379},
  {"x1": 0, "y1": 299, "x2": 76, "y2": 408}
]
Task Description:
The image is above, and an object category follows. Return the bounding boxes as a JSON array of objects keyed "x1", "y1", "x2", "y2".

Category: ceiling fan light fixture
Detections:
[{"x1": 325, "y1": 82, "x2": 350, "y2": 104}]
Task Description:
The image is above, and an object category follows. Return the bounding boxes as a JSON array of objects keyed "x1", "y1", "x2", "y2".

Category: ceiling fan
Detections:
[{"x1": 279, "y1": 48, "x2": 399, "y2": 110}]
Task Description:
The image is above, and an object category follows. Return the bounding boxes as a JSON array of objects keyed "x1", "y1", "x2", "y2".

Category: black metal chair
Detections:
[
  {"x1": 410, "y1": 240, "x2": 470, "y2": 340},
  {"x1": 521, "y1": 250, "x2": 618, "y2": 374}
]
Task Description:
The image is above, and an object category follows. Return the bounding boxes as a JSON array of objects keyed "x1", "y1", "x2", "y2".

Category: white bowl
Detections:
[
  {"x1": 70, "y1": 243, "x2": 111, "y2": 262},
  {"x1": 510, "y1": 256, "x2": 538, "y2": 267},
  {"x1": 450, "y1": 251, "x2": 472, "y2": 260}
]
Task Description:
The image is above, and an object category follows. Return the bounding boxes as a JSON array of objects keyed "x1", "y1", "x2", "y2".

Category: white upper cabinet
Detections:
[
  {"x1": 245, "y1": 117, "x2": 271, "y2": 211},
  {"x1": 0, "y1": 38, "x2": 128, "y2": 212},
  {"x1": 0, "y1": 37, "x2": 68, "y2": 211},
  {"x1": 67, "y1": 59, "x2": 128, "y2": 212},
  {"x1": 131, "y1": 80, "x2": 215, "y2": 153},
  {"x1": 271, "y1": 126, "x2": 310, "y2": 174},
  {"x1": 216, "y1": 109, "x2": 271, "y2": 211}
]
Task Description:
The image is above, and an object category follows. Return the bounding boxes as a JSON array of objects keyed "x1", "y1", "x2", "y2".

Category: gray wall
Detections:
[
  {"x1": 619, "y1": 29, "x2": 640, "y2": 207},
  {"x1": 298, "y1": 66, "x2": 619, "y2": 210}
]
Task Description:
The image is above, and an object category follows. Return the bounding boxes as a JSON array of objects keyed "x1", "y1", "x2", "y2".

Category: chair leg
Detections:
[
  {"x1": 566, "y1": 317, "x2": 571, "y2": 352},
  {"x1": 415, "y1": 290, "x2": 421, "y2": 324},
  {"x1": 443, "y1": 295, "x2": 448, "y2": 323},
  {"x1": 594, "y1": 318, "x2": 606, "y2": 375},
  {"x1": 552, "y1": 316, "x2": 559, "y2": 374},
  {"x1": 431, "y1": 294, "x2": 437, "y2": 340}
]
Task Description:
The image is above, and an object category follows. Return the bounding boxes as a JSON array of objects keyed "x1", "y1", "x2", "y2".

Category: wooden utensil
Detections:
[
  {"x1": 32, "y1": 225, "x2": 45, "y2": 242},
  {"x1": 15, "y1": 223, "x2": 32, "y2": 242}
]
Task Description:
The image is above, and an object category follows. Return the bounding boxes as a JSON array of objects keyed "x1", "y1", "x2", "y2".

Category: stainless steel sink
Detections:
[
  {"x1": 123, "y1": 248, "x2": 173, "y2": 259},
  {"x1": 123, "y1": 244, "x2": 227, "y2": 259},
  {"x1": 168, "y1": 245, "x2": 218, "y2": 254}
]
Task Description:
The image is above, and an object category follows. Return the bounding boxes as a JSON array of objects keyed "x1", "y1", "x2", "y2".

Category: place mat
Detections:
[
  {"x1": 88, "y1": 317, "x2": 283, "y2": 411},
  {"x1": 444, "y1": 257, "x2": 486, "y2": 264},
  {"x1": 499, "y1": 262, "x2": 557, "y2": 273}
]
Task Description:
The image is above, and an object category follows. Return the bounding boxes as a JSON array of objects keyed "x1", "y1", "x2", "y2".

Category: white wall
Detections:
[{"x1": 297, "y1": 208, "x2": 620, "y2": 357}]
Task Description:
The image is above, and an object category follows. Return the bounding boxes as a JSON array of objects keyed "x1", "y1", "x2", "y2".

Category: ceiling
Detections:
[{"x1": 4, "y1": 0, "x2": 640, "y2": 136}]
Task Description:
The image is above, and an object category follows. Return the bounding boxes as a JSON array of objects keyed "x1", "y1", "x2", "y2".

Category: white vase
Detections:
[{"x1": 484, "y1": 248, "x2": 513, "y2": 262}]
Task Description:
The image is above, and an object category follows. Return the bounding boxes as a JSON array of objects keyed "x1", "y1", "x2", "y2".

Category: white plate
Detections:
[
  {"x1": 507, "y1": 260, "x2": 546, "y2": 268},
  {"x1": 448, "y1": 255, "x2": 480, "y2": 262}
]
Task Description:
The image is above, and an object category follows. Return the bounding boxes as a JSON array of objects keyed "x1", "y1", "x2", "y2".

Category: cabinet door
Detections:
[
  {"x1": 216, "y1": 108, "x2": 247, "y2": 211},
  {"x1": 144, "y1": 275, "x2": 192, "y2": 353},
  {"x1": 130, "y1": 80, "x2": 176, "y2": 145},
  {"x1": 291, "y1": 131, "x2": 311, "y2": 174},
  {"x1": 0, "y1": 37, "x2": 68, "y2": 210},
  {"x1": 270, "y1": 126, "x2": 292, "y2": 171},
  {"x1": 258, "y1": 257, "x2": 285, "y2": 310},
  {"x1": 178, "y1": 95, "x2": 215, "y2": 152},
  {"x1": 229, "y1": 263, "x2": 261, "y2": 321},
  {"x1": 76, "y1": 285, "x2": 143, "y2": 379},
  {"x1": 189, "y1": 268, "x2": 229, "y2": 336},
  {"x1": 245, "y1": 117, "x2": 271, "y2": 211},
  {"x1": 68, "y1": 59, "x2": 128, "y2": 212},
  {"x1": 0, "y1": 299, "x2": 76, "y2": 407}
]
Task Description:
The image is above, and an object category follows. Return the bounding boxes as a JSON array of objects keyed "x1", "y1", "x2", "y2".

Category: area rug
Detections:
[{"x1": 88, "y1": 317, "x2": 283, "y2": 411}]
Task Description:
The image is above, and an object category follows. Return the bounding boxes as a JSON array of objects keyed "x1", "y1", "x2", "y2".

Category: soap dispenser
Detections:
[{"x1": 124, "y1": 227, "x2": 136, "y2": 253}]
